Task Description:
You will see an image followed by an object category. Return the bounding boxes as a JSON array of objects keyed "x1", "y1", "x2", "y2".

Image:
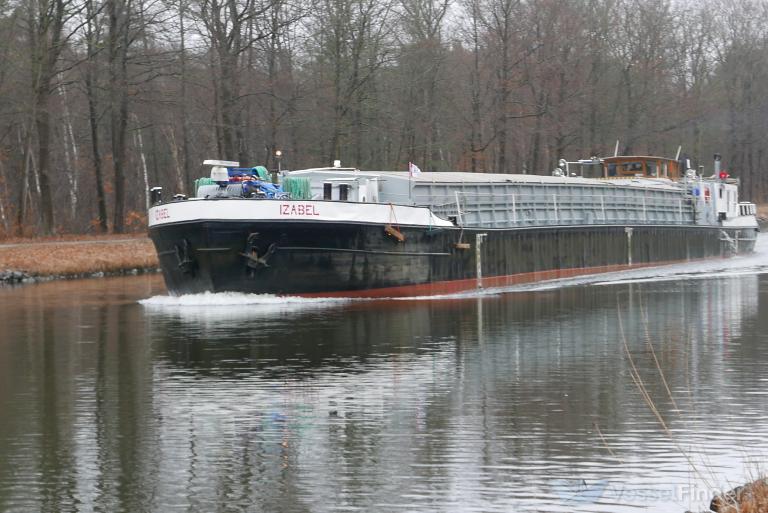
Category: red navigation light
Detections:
[{"x1": 719, "y1": 171, "x2": 729, "y2": 180}]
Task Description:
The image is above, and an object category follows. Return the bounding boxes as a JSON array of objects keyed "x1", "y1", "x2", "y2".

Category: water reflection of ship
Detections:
[
  {"x1": 146, "y1": 276, "x2": 759, "y2": 378},
  {"x1": 143, "y1": 277, "x2": 761, "y2": 444},
  {"x1": 139, "y1": 276, "x2": 763, "y2": 512},
  {"x1": 160, "y1": 277, "x2": 761, "y2": 450}
]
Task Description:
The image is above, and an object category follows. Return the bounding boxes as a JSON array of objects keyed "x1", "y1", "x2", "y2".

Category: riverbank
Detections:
[
  {"x1": 0, "y1": 235, "x2": 159, "y2": 284},
  {"x1": 689, "y1": 477, "x2": 768, "y2": 513}
]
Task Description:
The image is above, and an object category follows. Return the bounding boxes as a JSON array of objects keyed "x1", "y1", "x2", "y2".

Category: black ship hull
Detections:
[{"x1": 149, "y1": 219, "x2": 757, "y2": 297}]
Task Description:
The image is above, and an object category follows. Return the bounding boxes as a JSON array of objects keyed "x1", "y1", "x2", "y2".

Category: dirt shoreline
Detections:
[
  {"x1": 686, "y1": 478, "x2": 768, "y2": 513},
  {"x1": 0, "y1": 234, "x2": 159, "y2": 283}
]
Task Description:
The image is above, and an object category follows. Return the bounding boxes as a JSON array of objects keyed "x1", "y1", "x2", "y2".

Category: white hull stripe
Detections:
[{"x1": 148, "y1": 199, "x2": 455, "y2": 228}]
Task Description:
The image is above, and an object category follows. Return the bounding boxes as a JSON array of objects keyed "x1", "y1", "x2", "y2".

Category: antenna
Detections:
[{"x1": 613, "y1": 140, "x2": 620, "y2": 157}]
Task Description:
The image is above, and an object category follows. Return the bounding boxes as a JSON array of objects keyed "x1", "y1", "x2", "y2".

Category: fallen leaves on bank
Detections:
[{"x1": 0, "y1": 235, "x2": 159, "y2": 278}]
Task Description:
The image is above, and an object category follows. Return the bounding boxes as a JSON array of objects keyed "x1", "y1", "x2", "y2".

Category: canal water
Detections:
[{"x1": 1, "y1": 239, "x2": 768, "y2": 513}]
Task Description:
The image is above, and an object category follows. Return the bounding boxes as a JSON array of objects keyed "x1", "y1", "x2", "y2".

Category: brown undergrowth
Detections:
[
  {"x1": 0, "y1": 235, "x2": 158, "y2": 276},
  {"x1": 711, "y1": 479, "x2": 768, "y2": 513}
]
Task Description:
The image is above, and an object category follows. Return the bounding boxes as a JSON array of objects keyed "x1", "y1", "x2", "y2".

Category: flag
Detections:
[{"x1": 409, "y1": 162, "x2": 422, "y2": 177}]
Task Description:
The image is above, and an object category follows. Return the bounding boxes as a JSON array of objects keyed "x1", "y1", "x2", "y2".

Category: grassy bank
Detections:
[
  {"x1": 0, "y1": 234, "x2": 158, "y2": 279},
  {"x1": 710, "y1": 478, "x2": 768, "y2": 512}
]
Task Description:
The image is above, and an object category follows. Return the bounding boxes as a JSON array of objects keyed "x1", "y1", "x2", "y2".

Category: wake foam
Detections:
[
  {"x1": 138, "y1": 292, "x2": 360, "y2": 323},
  {"x1": 139, "y1": 292, "x2": 352, "y2": 307}
]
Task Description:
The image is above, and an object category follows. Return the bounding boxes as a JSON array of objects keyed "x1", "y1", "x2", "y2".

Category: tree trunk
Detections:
[
  {"x1": 86, "y1": 70, "x2": 109, "y2": 233},
  {"x1": 178, "y1": 0, "x2": 191, "y2": 193},
  {"x1": 469, "y1": 1, "x2": 482, "y2": 173},
  {"x1": 58, "y1": 79, "x2": 79, "y2": 223},
  {"x1": 28, "y1": 0, "x2": 67, "y2": 236},
  {"x1": 109, "y1": 0, "x2": 130, "y2": 233},
  {"x1": 17, "y1": 125, "x2": 34, "y2": 236},
  {"x1": 34, "y1": 93, "x2": 55, "y2": 234},
  {"x1": 0, "y1": 158, "x2": 9, "y2": 234},
  {"x1": 133, "y1": 121, "x2": 150, "y2": 210},
  {"x1": 85, "y1": 0, "x2": 108, "y2": 233}
]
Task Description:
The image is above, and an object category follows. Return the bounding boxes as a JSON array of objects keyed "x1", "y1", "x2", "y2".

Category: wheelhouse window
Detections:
[
  {"x1": 599, "y1": 157, "x2": 679, "y2": 179},
  {"x1": 622, "y1": 161, "x2": 644, "y2": 176}
]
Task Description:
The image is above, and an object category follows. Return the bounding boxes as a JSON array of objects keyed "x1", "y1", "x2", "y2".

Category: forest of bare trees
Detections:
[{"x1": 0, "y1": 0, "x2": 767, "y2": 236}]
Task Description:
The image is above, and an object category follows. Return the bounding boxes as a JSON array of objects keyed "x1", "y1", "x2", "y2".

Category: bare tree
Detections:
[
  {"x1": 309, "y1": 0, "x2": 395, "y2": 164},
  {"x1": 25, "y1": 0, "x2": 82, "y2": 234},
  {"x1": 107, "y1": 0, "x2": 131, "y2": 232},
  {"x1": 711, "y1": 0, "x2": 768, "y2": 201},
  {"x1": 607, "y1": 0, "x2": 676, "y2": 155},
  {"x1": 396, "y1": 0, "x2": 450, "y2": 171},
  {"x1": 480, "y1": 0, "x2": 523, "y2": 173},
  {"x1": 83, "y1": 0, "x2": 109, "y2": 232}
]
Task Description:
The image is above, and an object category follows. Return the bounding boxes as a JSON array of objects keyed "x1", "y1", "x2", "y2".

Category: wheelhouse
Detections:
[{"x1": 590, "y1": 156, "x2": 682, "y2": 179}]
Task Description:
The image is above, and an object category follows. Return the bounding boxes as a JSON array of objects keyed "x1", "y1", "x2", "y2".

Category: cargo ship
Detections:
[{"x1": 147, "y1": 155, "x2": 759, "y2": 297}]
